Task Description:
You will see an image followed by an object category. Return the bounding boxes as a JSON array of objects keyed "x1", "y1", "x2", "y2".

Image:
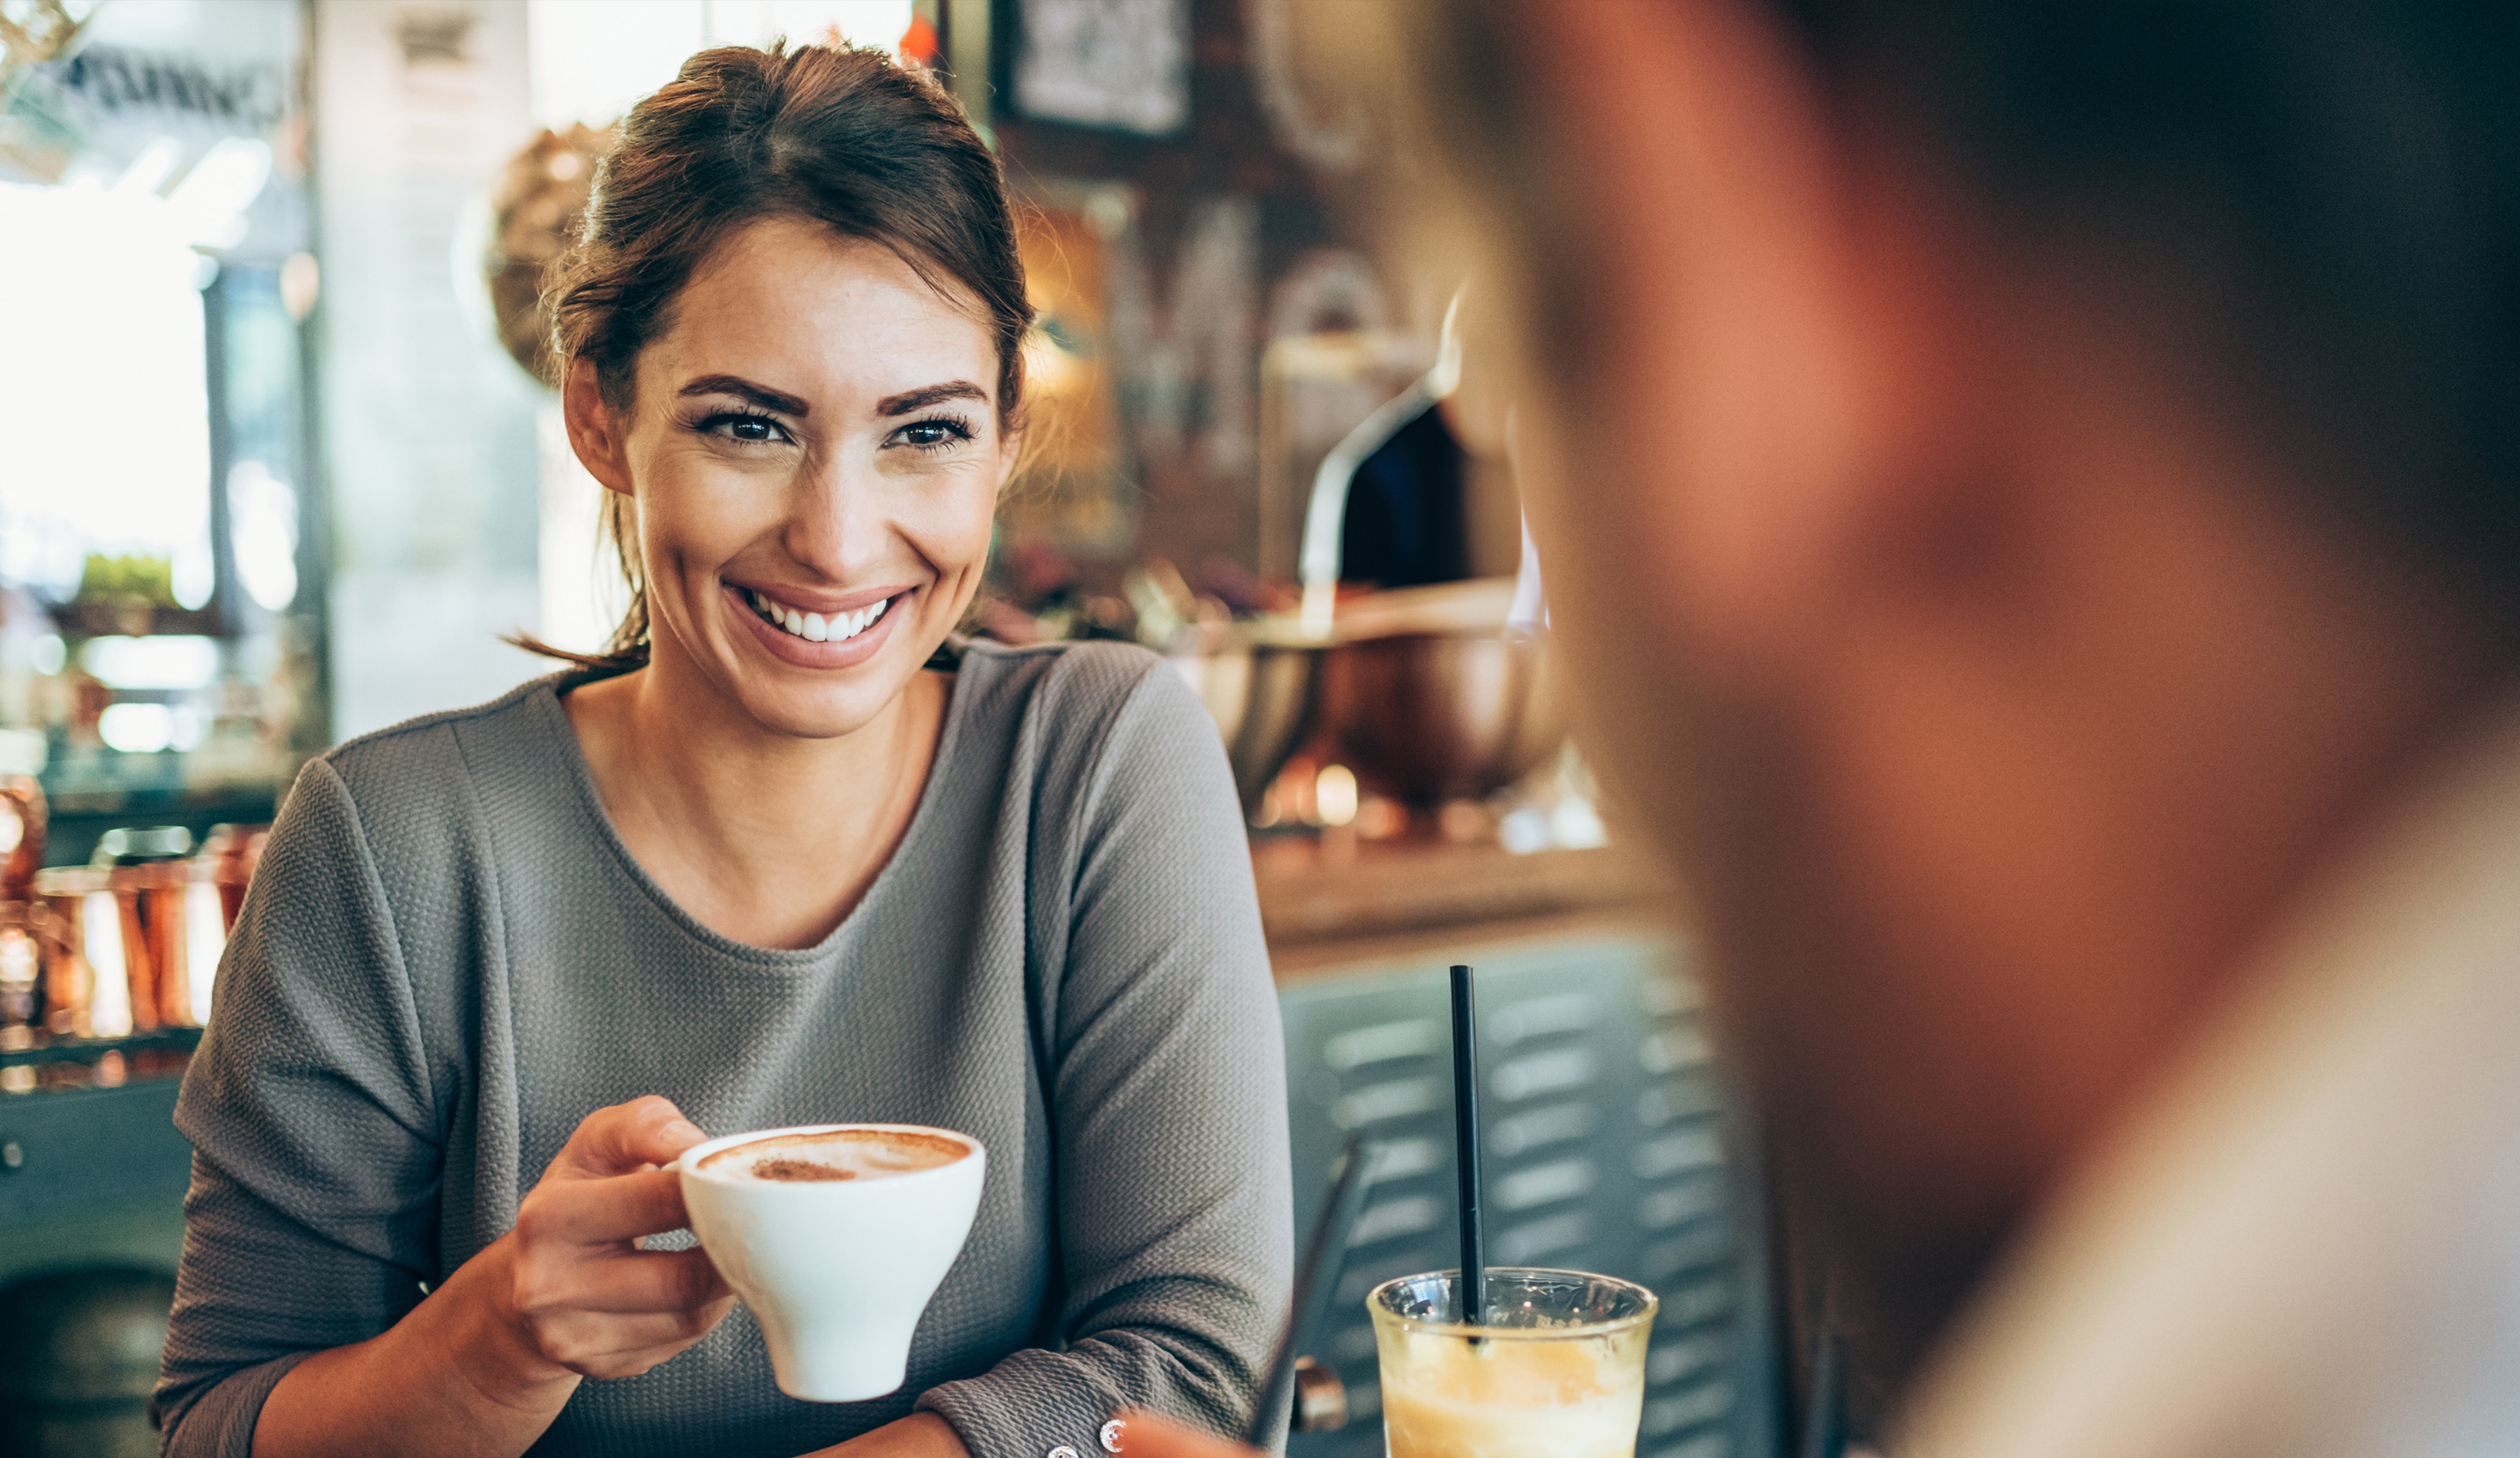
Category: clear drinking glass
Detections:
[{"x1": 1369, "y1": 1267, "x2": 1658, "y2": 1458}]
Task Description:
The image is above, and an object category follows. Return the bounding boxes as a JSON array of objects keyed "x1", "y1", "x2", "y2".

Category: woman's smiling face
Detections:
[{"x1": 576, "y1": 215, "x2": 1012, "y2": 738}]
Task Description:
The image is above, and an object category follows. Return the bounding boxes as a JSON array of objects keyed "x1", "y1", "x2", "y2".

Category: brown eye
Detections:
[
  {"x1": 892, "y1": 417, "x2": 973, "y2": 450},
  {"x1": 698, "y1": 411, "x2": 789, "y2": 444}
]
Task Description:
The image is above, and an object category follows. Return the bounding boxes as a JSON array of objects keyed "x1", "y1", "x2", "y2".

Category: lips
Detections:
[
  {"x1": 746, "y1": 589, "x2": 891, "y2": 644},
  {"x1": 724, "y1": 582, "x2": 909, "y2": 670}
]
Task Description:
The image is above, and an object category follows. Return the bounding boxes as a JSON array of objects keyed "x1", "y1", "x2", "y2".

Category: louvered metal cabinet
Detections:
[{"x1": 1279, "y1": 932, "x2": 1778, "y2": 1458}]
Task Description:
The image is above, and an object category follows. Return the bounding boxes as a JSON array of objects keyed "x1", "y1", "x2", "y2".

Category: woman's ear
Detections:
[{"x1": 563, "y1": 358, "x2": 635, "y2": 496}]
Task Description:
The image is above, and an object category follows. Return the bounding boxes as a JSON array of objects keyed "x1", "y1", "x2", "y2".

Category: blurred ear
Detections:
[
  {"x1": 1522, "y1": 0, "x2": 1974, "y2": 683},
  {"x1": 563, "y1": 358, "x2": 635, "y2": 497}
]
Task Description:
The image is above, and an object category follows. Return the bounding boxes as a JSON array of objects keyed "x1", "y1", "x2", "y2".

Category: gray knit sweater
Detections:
[{"x1": 155, "y1": 641, "x2": 1293, "y2": 1458}]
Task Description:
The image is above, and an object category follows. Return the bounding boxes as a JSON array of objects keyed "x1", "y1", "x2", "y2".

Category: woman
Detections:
[{"x1": 154, "y1": 42, "x2": 1291, "y2": 1458}]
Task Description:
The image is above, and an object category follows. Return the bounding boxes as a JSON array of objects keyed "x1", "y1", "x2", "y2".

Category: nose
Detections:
[{"x1": 777, "y1": 452, "x2": 890, "y2": 584}]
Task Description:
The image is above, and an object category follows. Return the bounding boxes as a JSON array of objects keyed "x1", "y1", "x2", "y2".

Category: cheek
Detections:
[
  {"x1": 1510, "y1": 364, "x2": 1693, "y2": 676},
  {"x1": 637, "y1": 448, "x2": 784, "y2": 569},
  {"x1": 1511, "y1": 376, "x2": 1746, "y2": 868},
  {"x1": 890, "y1": 467, "x2": 1001, "y2": 575}
]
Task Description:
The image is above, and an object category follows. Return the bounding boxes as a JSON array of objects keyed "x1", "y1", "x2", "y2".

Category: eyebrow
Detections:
[
  {"x1": 876, "y1": 381, "x2": 988, "y2": 417},
  {"x1": 678, "y1": 375, "x2": 810, "y2": 414}
]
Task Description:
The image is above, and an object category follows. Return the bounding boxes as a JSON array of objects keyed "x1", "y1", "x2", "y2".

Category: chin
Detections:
[
  {"x1": 734, "y1": 685, "x2": 899, "y2": 740},
  {"x1": 720, "y1": 646, "x2": 932, "y2": 738}
]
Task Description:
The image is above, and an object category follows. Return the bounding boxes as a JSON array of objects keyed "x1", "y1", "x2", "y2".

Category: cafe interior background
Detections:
[{"x1": 0, "y1": 2, "x2": 1789, "y2": 1453}]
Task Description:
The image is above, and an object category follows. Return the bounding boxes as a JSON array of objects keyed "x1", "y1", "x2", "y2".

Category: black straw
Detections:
[
  {"x1": 1248, "y1": 1135, "x2": 1376, "y2": 1445},
  {"x1": 1450, "y1": 964, "x2": 1485, "y2": 1326}
]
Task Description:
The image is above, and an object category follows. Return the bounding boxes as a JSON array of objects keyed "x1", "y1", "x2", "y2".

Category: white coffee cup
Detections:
[{"x1": 677, "y1": 1122, "x2": 986, "y2": 1402}]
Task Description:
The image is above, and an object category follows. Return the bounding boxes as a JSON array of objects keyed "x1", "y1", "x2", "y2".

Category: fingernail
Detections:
[{"x1": 665, "y1": 1120, "x2": 704, "y2": 1144}]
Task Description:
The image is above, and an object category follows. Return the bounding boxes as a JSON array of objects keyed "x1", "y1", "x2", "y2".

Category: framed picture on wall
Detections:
[{"x1": 1009, "y1": 0, "x2": 1190, "y2": 137}]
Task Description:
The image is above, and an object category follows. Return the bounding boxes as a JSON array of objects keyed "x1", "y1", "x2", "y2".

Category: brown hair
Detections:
[{"x1": 523, "y1": 41, "x2": 1030, "y2": 676}]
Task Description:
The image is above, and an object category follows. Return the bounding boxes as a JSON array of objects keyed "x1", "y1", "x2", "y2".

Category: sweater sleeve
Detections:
[
  {"x1": 154, "y1": 755, "x2": 446, "y2": 1456},
  {"x1": 917, "y1": 659, "x2": 1295, "y2": 1454}
]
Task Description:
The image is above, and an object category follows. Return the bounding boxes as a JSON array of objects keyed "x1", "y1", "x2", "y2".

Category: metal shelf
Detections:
[
  {"x1": 40, "y1": 788, "x2": 282, "y2": 868},
  {"x1": 0, "y1": 1026, "x2": 203, "y2": 1073}
]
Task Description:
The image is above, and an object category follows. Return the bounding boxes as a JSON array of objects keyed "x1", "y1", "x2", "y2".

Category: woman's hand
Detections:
[
  {"x1": 1104, "y1": 1414, "x2": 1254, "y2": 1458},
  {"x1": 499, "y1": 1095, "x2": 735, "y2": 1380},
  {"x1": 254, "y1": 1097, "x2": 733, "y2": 1458}
]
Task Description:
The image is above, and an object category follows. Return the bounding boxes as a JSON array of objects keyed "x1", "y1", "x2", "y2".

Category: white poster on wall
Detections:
[{"x1": 1013, "y1": 0, "x2": 1191, "y2": 136}]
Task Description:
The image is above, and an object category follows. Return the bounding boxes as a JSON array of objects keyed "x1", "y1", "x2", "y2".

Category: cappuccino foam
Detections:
[{"x1": 701, "y1": 1128, "x2": 966, "y2": 1184}]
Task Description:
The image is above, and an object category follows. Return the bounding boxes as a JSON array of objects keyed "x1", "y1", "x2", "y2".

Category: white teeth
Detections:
[{"x1": 750, "y1": 590, "x2": 894, "y2": 643}]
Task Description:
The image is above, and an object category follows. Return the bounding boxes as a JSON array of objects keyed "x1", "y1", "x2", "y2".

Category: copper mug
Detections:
[
  {"x1": 3, "y1": 815, "x2": 256, "y2": 1046},
  {"x1": 0, "y1": 774, "x2": 41, "y2": 900},
  {"x1": 30, "y1": 864, "x2": 106, "y2": 1038},
  {"x1": 202, "y1": 823, "x2": 268, "y2": 931},
  {"x1": 109, "y1": 862, "x2": 195, "y2": 1033},
  {"x1": 91, "y1": 829, "x2": 207, "y2": 1033},
  {"x1": 0, "y1": 776, "x2": 49, "y2": 1046}
]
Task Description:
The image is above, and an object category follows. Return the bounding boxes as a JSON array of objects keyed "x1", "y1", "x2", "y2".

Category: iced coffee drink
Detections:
[{"x1": 1369, "y1": 1267, "x2": 1657, "y2": 1458}]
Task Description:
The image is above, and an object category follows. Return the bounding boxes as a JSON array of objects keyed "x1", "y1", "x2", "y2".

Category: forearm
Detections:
[
  {"x1": 251, "y1": 1236, "x2": 579, "y2": 1458},
  {"x1": 806, "y1": 1412, "x2": 969, "y2": 1458},
  {"x1": 913, "y1": 1326, "x2": 1267, "y2": 1458}
]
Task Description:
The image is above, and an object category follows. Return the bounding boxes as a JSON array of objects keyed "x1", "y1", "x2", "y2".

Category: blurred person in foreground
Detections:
[{"x1": 1136, "y1": 4, "x2": 2520, "y2": 1455}]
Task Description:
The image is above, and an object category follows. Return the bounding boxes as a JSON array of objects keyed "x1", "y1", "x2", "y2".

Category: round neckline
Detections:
[{"x1": 530, "y1": 662, "x2": 979, "y2": 966}]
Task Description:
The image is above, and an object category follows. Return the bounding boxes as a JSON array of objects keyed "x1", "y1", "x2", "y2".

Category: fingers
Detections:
[
  {"x1": 1110, "y1": 1413, "x2": 1256, "y2": 1458},
  {"x1": 551, "y1": 1249, "x2": 731, "y2": 1316},
  {"x1": 529, "y1": 1293, "x2": 739, "y2": 1380},
  {"x1": 502, "y1": 1099, "x2": 731, "y2": 1386},
  {"x1": 506, "y1": 1236, "x2": 734, "y2": 1379},
  {"x1": 548, "y1": 1096, "x2": 709, "y2": 1180},
  {"x1": 521, "y1": 1168, "x2": 693, "y2": 1246},
  {"x1": 511, "y1": 1236, "x2": 724, "y2": 1319}
]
